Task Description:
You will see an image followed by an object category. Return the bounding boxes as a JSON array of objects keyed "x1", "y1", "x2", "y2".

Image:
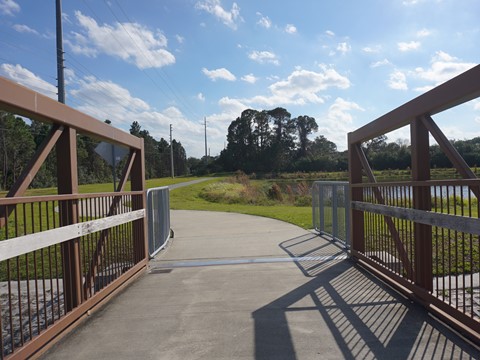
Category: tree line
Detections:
[
  {"x1": 0, "y1": 112, "x2": 187, "y2": 190},
  {"x1": 214, "y1": 107, "x2": 480, "y2": 174},
  {"x1": 2, "y1": 108, "x2": 479, "y2": 190},
  {"x1": 217, "y1": 108, "x2": 345, "y2": 173}
]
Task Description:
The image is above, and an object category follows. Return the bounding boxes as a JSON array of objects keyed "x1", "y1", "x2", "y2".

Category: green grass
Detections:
[
  {"x1": 169, "y1": 178, "x2": 313, "y2": 229},
  {"x1": 0, "y1": 176, "x2": 204, "y2": 197}
]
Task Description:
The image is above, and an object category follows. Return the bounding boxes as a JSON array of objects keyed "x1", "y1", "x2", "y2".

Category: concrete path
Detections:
[
  {"x1": 168, "y1": 177, "x2": 213, "y2": 191},
  {"x1": 42, "y1": 210, "x2": 479, "y2": 359}
]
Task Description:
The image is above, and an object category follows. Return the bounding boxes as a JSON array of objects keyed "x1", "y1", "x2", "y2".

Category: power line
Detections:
[{"x1": 106, "y1": 0, "x2": 202, "y2": 120}]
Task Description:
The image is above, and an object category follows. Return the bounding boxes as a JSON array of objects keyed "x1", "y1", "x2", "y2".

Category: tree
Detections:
[
  {"x1": 129, "y1": 121, "x2": 142, "y2": 137},
  {"x1": 0, "y1": 112, "x2": 36, "y2": 189},
  {"x1": 221, "y1": 109, "x2": 257, "y2": 172},
  {"x1": 363, "y1": 135, "x2": 387, "y2": 157},
  {"x1": 294, "y1": 115, "x2": 318, "y2": 158},
  {"x1": 310, "y1": 135, "x2": 337, "y2": 156},
  {"x1": 266, "y1": 107, "x2": 295, "y2": 170}
]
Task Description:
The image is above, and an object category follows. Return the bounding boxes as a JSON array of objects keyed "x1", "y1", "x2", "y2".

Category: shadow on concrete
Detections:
[{"x1": 253, "y1": 233, "x2": 479, "y2": 359}]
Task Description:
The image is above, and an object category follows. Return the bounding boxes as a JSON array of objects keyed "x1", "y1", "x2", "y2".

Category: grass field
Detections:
[{"x1": 169, "y1": 178, "x2": 313, "y2": 229}]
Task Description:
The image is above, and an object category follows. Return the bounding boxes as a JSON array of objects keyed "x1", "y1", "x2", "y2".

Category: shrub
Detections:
[{"x1": 268, "y1": 183, "x2": 283, "y2": 202}]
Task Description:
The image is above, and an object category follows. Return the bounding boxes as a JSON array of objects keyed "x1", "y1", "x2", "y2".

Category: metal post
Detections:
[
  {"x1": 112, "y1": 145, "x2": 117, "y2": 191},
  {"x1": 332, "y1": 184, "x2": 338, "y2": 241},
  {"x1": 170, "y1": 124, "x2": 174, "y2": 178},
  {"x1": 411, "y1": 119, "x2": 432, "y2": 291},
  {"x1": 56, "y1": 0, "x2": 65, "y2": 104},
  {"x1": 319, "y1": 184, "x2": 324, "y2": 233},
  {"x1": 56, "y1": 128, "x2": 81, "y2": 310},
  {"x1": 348, "y1": 137, "x2": 365, "y2": 254},
  {"x1": 131, "y1": 140, "x2": 148, "y2": 262},
  {"x1": 204, "y1": 117, "x2": 208, "y2": 163},
  {"x1": 344, "y1": 184, "x2": 351, "y2": 249}
]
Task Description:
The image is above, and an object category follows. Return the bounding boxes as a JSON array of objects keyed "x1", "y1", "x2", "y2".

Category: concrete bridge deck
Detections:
[{"x1": 41, "y1": 210, "x2": 479, "y2": 359}]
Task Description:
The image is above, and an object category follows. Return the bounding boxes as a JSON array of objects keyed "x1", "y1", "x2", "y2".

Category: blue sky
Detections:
[{"x1": 1, "y1": 0, "x2": 479, "y2": 158}]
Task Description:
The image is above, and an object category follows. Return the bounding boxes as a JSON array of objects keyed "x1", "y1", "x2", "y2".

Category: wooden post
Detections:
[
  {"x1": 411, "y1": 118, "x2": 433, "y2": 291},
  {"x1": 56, "y1": 127, "x2": 82, "y2": 310}
]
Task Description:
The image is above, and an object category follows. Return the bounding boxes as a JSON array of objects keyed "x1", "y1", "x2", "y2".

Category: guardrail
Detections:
[
  {"x1": 312, "y1": 181, "x2": 350, "y2": 249},
  {"x1": 146, "y1": 187, "x2": 171, "y2": 257},
  {"x1": 0, "y1": 192, "x2": 146, "y2": 359},
  {"x1": 348, "y1": 64, "x2": 480, "y2": 343},
  {"x1": 0, "y1": 77, "x2": 147, "y2": 359}
]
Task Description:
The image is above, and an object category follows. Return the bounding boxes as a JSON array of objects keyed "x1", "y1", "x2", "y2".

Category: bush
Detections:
[{"x1": 268, "y1": 183, "x2": 283, "y2": 202}]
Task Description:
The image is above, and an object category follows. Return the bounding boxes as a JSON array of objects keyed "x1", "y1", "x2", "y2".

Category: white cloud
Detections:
[
  {"x1": 362, "y1": 45, "x2": 381, "y2": 53},
  {"x1": 241, "y1": 74, "x2": 258, "y2": 84},
  {"x1": 317, "y1": 98, "x2": 364, "y2": 150},
  {"x1": 202, "y1": 67, "x2": 236, "y2": 81},
  {"x1": 0, "y1": 0, "x2": 19, "y2": 16},
  {"x1": 416, "y1": 28, "x2": 431, "y2": 37},
  {"x1": 71, "y1": 76, "x2": 150, "y2": 116},
  {"x1": 256, "y1": 12, "x2": 271, "y2": 29},
  {"x1": 248, "y1": 50, "x2": 279, "y2": 65},
  {"x1": 336, "y1": 42, "x2": 351, "y2": 54},
  {"x1": 195, "y1": 0, "x2": 241, "y2": 30},
  {"x1": 244, "y1": 65, "x2": 351, "y2": 107},
  {"x1": 207, "y1": 96, "x2": 248, "y2": 124},
  {"x1": 474, "y1": 100, "x2": 480, "y2": 111},
  {"x1": 68, "y1": 11, "x2": 175, "y2": 69},
  {"x1": 0, "y1": 63, "x2": 57, "y2": 98},
  {"x1": 285, "y1": 24, "x2": 297, "y2": 34},
  {"x1": 325, "y1": 30, "x2": 335, "y2": 36},
  {"x1": 398, "y1": 41, "x2": 421, "y2": 52},
  {"x1": 371, "y1": 59, "x2": 391, "y2": 68},
  {"x1": 388, "y1": 70, "x2": 408, "y2": 90},
  {"x1": 197, "y1": 92, "x2": 205, "y2": 101},
  {"x1": 68, "y1": 75, "x2": 211, "y2": 156},
  {"x1": 12, "y1": 24, "x2": 38, "y2": 35},
  {"x1": 414, "y1": 51, "x2": 476, "y2": 88},
  {"x1": 175, "y1": 34, "x2": 184, "y2": 44}
]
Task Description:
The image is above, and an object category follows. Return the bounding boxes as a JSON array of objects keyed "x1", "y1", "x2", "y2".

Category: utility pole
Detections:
[
  {"x1": 170, "y1": 124, "x2": 174, "y2": 178},
  {"x1": 56, "y1": 0, "x2": 65, "y2": 104},
  {"x1": 204, "y1": 117, "x2": 208, "y2": 163}
]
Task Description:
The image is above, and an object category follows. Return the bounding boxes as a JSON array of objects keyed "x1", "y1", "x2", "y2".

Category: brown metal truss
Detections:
[
  {"x1": 353, "y1": 144, "x2": 413, "y2": 279},
  {"x1": 0, "y1": 76, "x2": 147, "y2": 357},
  {"x1": 347, "y1": 64, "x2": 480, "y2": 342}
]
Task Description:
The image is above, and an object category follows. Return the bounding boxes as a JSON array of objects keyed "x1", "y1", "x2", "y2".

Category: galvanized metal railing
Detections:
[
  {"x1": 146, "y1": 187, "x2": 171, "y2": 257},
  {"x1": 312, "y1": 181, "x2": 350, "y2": 249}
]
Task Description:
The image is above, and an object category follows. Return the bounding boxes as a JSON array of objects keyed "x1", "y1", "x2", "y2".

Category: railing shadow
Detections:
[{"x1": 253, "y1": 233, "x2": 479, "y2": 359}]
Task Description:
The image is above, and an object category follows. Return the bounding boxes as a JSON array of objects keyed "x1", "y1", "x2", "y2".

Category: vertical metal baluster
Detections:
[
  {"x1": 433, "y1": 186, "x2": 439, "y2": 297},
  {"x1": 7, "y1": 257, "x2": 14, "y2": 355},
  {"x1": 30, "y1": 202, "x2": 40, "y2": 336},
  {"x1": 46, "y1": 200, "x2": 54, "y2": 326},
  {"x1": 467, "y1": 187, "x2": 474, "y2": 317},
  {"x1": 17, "y1": 205, "x2": 25, "y2": 345},
  {"x1": 39, "y1": 202, "x2": 47, "y2": 331},
  {"x1": 53, "y1": 200, "x2": 63, "y2": 318},
  {"x1": 446, "y1": 186, "x2": 452, "y2": 306}
]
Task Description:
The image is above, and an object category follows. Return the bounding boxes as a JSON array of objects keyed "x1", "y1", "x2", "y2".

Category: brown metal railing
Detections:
[
  {"x1": 0, "y1": 192, "x2": 146, "y2": 359},
  {"x1": 348, "y1": 65, "x2": 480, "y2": 343},
  {"x1": 0, "y1": 77, "x2": 147, "y2": 359}
]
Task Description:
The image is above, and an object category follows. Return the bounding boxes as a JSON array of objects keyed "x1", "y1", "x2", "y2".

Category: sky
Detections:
[{"x1": 0, "y1": 0, "x2": 479, "y2": 158}]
